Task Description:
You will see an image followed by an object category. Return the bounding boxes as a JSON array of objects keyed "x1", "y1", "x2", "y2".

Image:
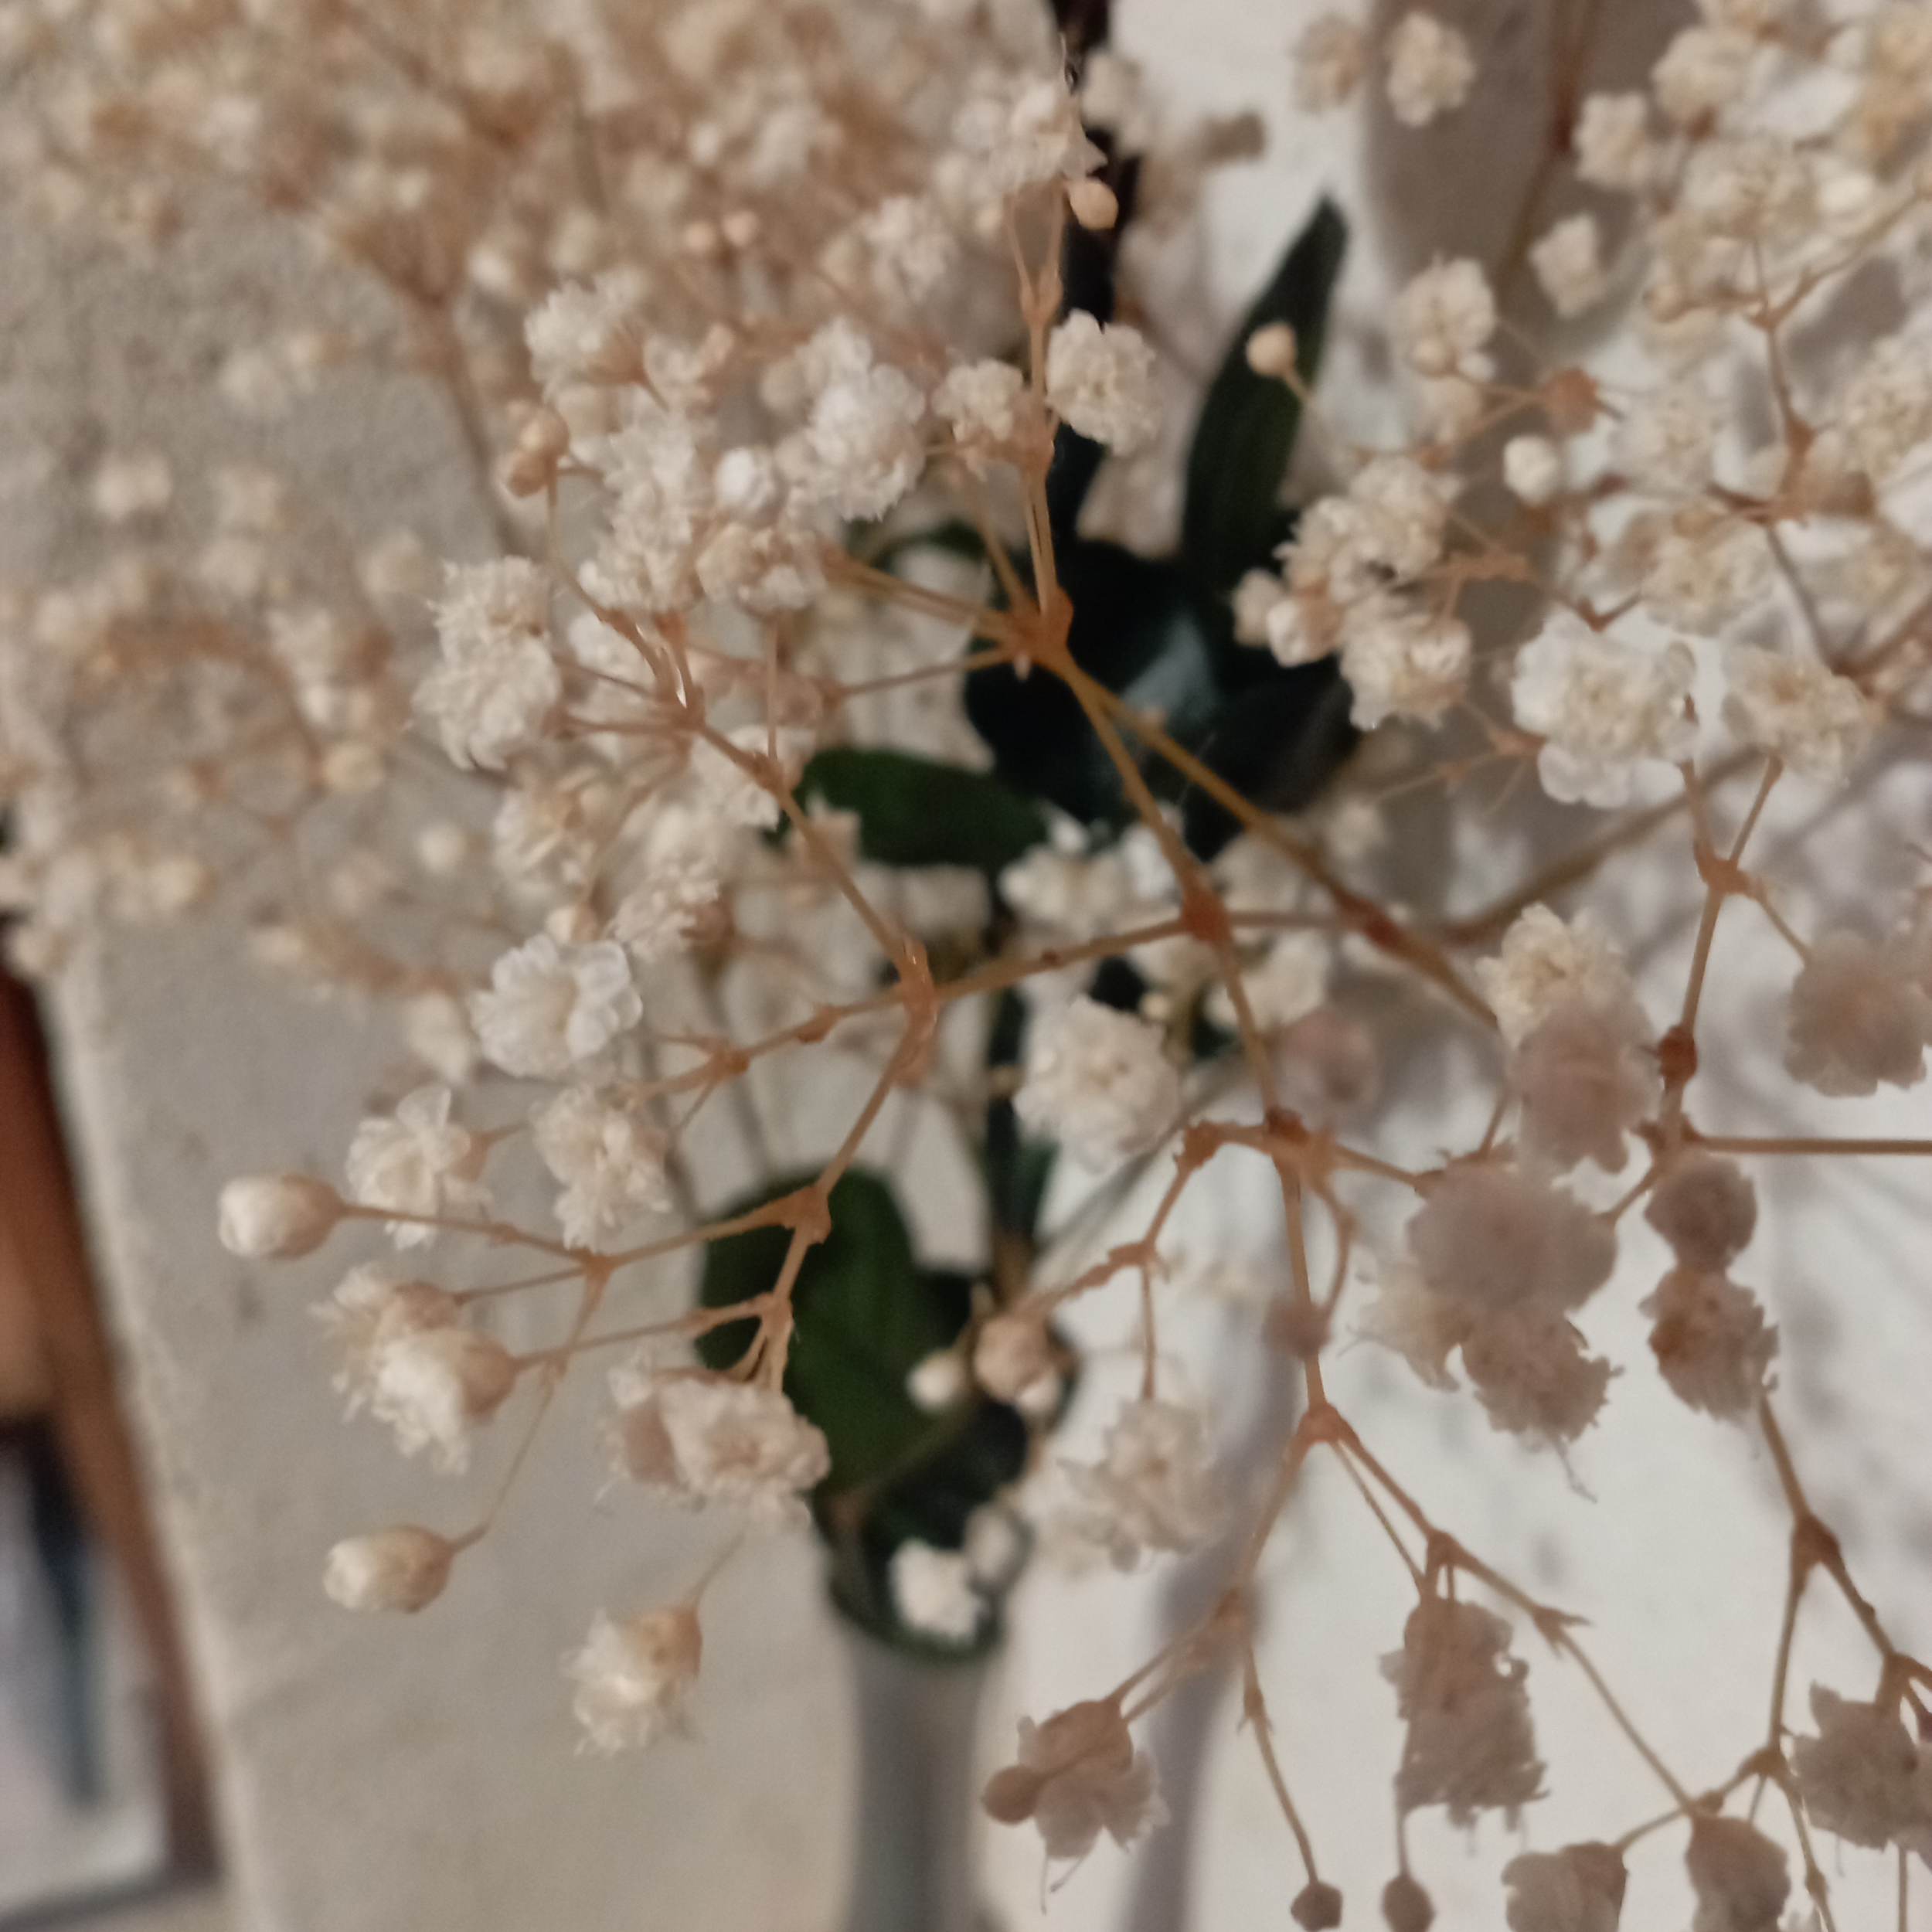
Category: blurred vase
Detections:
[{"x1": 839, "y1": 1628, "x2": 991, "y2": 1932}]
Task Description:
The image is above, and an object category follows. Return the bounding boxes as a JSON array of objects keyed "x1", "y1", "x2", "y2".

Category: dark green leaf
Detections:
[
  {"x1": 983, "y1": 990, "x2": 1056, "y2": 1247},
  {"x1": 797, "y1": 747, "x2": 1048, "y2": 876},
  {"x1": 1177, "y1": 658, "x2": 1359, "y2": 859},
  {"x1": 964, "y1": 539, "x2": 1217, "y2": 826},
  {"x1": 1044, "y1": 427, "x2": 1107, "y2": 546},
  {"x1": 1181, "y1": 199, "x2": 1348, "y2": 597},
  {"x1": 698, "y1": 1172, "x2": 957, "y2": 1486},
  {"x1": 696, "y1": 1172, "x2": 1030, "y2": 1657}
]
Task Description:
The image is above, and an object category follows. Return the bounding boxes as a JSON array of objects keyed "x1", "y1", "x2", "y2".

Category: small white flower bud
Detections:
[
  {"x1": 907, "y1": 1348, "x2": 969, "y2": 1412},
  {"x1": 1385, "y1": 12, "x2": 1475, "y2": 127},
  {"x1": 323, "y1": 1526, "x2": 457, "y2": 1613},
  {"x1": 1066, "y1": 179, "x2": 1118, "y2": 230},
  {"x1": 217, "y1": 1174, "x2": 342, "y2": 1258},
  {"x1": 973, "y1": 1311, "x2": 1062, "y2": 1415},
  {"x1": 1245, "y1": 321, "x2": 1299, "y2": 378},
  {"x1": 1503, "y1": 435, "x2": 1563, "y2": 506},
  {"x1": 889, "y1": 1541, "x2": 985, "y2": 1644}
]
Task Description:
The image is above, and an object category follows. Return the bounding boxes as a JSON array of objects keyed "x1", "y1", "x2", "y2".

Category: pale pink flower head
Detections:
[
  {"x1": 982, "y1": 1699, "x2": 1166, "y2": 1862},
  {"x1": 1406, "y1": 1162, "x2": 1616, "y2": 1318}
]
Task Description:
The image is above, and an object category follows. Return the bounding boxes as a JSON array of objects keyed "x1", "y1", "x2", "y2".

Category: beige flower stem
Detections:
[{"x1": 1240, "y1": 1635, "x2": 1323, "y2": 1889}]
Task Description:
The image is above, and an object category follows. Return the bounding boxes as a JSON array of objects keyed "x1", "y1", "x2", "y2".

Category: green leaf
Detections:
[
  {"x1": 983, "y1": 990, "x2": 1056, "y2": 1246},
  {"x1": 964, "y1": 539, "x2": 1217, "y2": 827},
  {"x1": 1181, "y1": 199, "x2": 1348, "y2": 597},
  {"x1": 796, "y1": 747, "x2": 1048, "y2": 876},
  {"x1": 1175, "y1": 658, "x2": 1359, "y2": 860},
  {"x1": 698, "y1": 1172, "x2": 954, "y2": 1485},
  {"x1": 696, "y1": 1172, "x2": 1031, "y2": 1658}
]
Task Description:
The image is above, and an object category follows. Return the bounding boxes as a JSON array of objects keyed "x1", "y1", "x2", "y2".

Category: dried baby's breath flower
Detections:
[
  {"x1": 1406, "y1": 1162, "x2": 1616, "y2": 1318},
  {"x1": 345, "y1": 1085, "x2": 490, "y2": 1249},
  {"x1": 972, "y1": 1310, "x2": 1063, "y2": 1417},
  {"x1": 1641, "y1": 1269, "x2": 1778, "y2": 1420},
  {"x1": 1575, "y1": 93, "x2": 1655, "y2": 192},
  {"x1": 1384, "y1": 13, "x2": 1475, "y2": 128},
  {"x1": 470, "y1": 935, "x2": 643, "y2": 1080},
  {"x1": 981, "y1": 1699, "x2": 1166, "y2": 1861},
  {"x1": 608, "y1": 1376, "x2": 830, "y2": 1525},
  {"x1": 1644, "y1": 1152, "x2": 1757, "y2": 1272},
  {"x1": 1785, "y1": 932, "x2": 1932, "y2": 1097},
  {"x1": 369, "y1": 1325, "x2": 519, "y2": 1472},
  {"x1": 26, "y1": 0, "x2": 1932, "y2": 1917},
  {"x1": 1294, "y1": 15, "x2": 1369, "y2": 111},
  {"x1": 417, "y1": 560, "x2": 561, "y2": 771},
  {"x1": 1510, "y1": 614, "x2": 1697, "y2": 808},
  {"x1": 1016, "y1": 995, "x2": 1180, "y2": 1168},
  {"x1": 1531, "y1": 216, "x2": 1608, "y2": 320},
  {"x1": 1045, "y1": 313, "x2": 1162, "y2": 454},
  {"x1": 1504, "y1": 435, "x2": 1563, "y2": 505},
  {"x1": 1510, "y1": 998, "x2": 1658, "y2": 1174},
  {"x1": 324, "y1": 1528, "x2": 457, "y2": 1614},
  {"x1": 1393, "y1": 258, "x2": 1496, "y2": 380},
  {"x1": 1060, "y1": 1399, "x2": 1228, "y2": 1567},
  {"x1": 1721, "y1": 645, "x2": 1876, "y2": 784},
  {"x1": 217, "y1": 1175, "x2": 342, "y2": 1259},
  {"x1": 889, "y1": 1541, "x2": 986, "y2": 1644},
  {"x1": 531, "y1": 1087, "x2": 670, "y2": 1250},
  {"x1": 566, "y1": 1604, "x2": 702, "y2": 1752},
  {"x1": 1479, "y1": 907, "x2": 1639, "y2": 1049}
]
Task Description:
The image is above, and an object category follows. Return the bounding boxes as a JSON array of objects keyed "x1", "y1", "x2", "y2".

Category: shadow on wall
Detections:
[{"x1": 1364, "y1": 0, "x2": 1692, "y2": 287}]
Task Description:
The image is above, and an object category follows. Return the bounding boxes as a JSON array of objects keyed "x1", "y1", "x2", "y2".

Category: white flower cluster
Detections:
[
  {"x1": 416, "y1": 560, "x2": 561, "y2": 772},
  {"x1": 607, "y1": 1374, "x2": 831, "y2": 1527},
  {"x1": 532, "y1": 1086, "x2": 670, "y2": 1250},
  {"x1": 566, "y1": 1604, "x2": 703, "y2": 1753},
  {"x1": 1510, "y1": 614, "x2": 1696, "y2": 809},
  {"x1": 1238, "y1": 454, "x2": 1471, "y2": 728},
  {"x1": 886, "y1": 1514, "x2": 1025, "y2": 1646},
  {"x1": 1045, "y1": 313, "x2": 1162, "y2": 455},
  {"x1": 345, "y1": 1085, "x2": 489, "y2": 1248},
  {"x1": 315, "y1": 1265, "x2": 519, "y2": 1472},
  {"x1": 22, "y1": 0, "x2": 1932, "y2": 1916},
  {"x1": 1015, "y1": 995, "x2": 1181, "y2": 1170}
]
